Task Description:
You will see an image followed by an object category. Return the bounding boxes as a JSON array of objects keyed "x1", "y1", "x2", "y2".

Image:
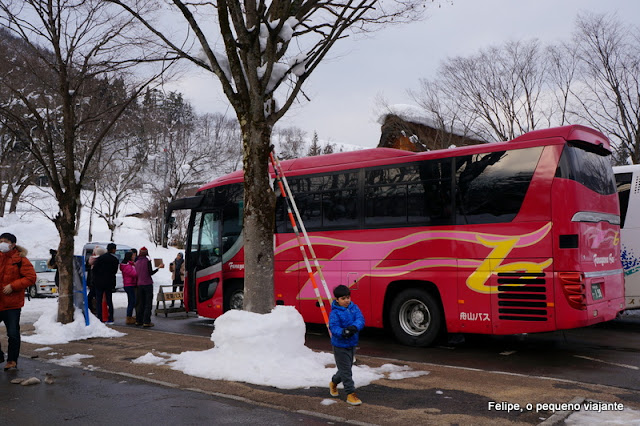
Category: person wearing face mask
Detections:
[{"x1": 0, "y1": 232, "x2": 36, "y2": 371}]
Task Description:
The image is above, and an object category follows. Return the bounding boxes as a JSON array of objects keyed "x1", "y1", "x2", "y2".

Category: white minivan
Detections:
[
  {"x1": 614, "y1": 165, "x2": 640, "y2": 310},
  {"x1": 26, "y1": 258, "x2": 58, "y2": 298},
  {"x1": 82, "y1": 242, "x2": 133, "y2": 291}
]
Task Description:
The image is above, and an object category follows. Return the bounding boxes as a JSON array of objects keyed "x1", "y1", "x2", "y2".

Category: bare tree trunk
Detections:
[
  {"x1": 74, "y1": 198, "x2": 82, "y2": 236},
  {"x1": 241, "y1": 120, "x2": 276, "y2": 314},
  {"x1": 0, "y1": 184, "x2": 8, "y2": 217},
  {"x1": 88, "y1": 181, "x2": 97, "y2": 242},
  {"x1": 8, "y1": 182, "x2": 28, "y2": 213},
  {"x1": 54, "y1": 199, "x2": 78, "y2": 324}
]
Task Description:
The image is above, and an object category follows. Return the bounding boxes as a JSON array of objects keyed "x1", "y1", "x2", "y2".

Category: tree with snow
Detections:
[
  {"x1": 273, "y1": 126, "x2": 306, "y2": 160},
  {"x1": 0, "y1": 1, "x2": 172, "y2": 323},
  {"x1": 109, "y1": 0, "x2": 426, "y2": 314}
]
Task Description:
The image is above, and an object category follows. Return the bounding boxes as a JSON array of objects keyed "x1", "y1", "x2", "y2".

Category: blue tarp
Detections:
[{"x1": 72, "y1": 255, "x2": 90, "y2": 326}]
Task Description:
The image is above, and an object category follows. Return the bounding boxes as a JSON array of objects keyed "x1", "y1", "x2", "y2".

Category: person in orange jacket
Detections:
[{"x1": 0, "y1": 232, "x2": 36, "y2": 371}]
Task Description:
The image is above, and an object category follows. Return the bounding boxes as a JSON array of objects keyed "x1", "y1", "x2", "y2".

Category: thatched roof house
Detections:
[{"x1": 377, "y1": 105, "x2": 484, "y2": 151}]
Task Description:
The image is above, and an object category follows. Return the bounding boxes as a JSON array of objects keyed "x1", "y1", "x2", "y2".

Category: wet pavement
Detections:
[
  {"x1": 2, "y1": 308, "x2": 640, "y2": 425},
  {"x1": 0, "y1": 357, "x2": 337, "y2": 425}
]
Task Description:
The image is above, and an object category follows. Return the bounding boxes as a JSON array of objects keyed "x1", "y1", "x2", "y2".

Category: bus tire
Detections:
[
  {"x1": 224, "y1": 281, "x2": 244, "y2": 312},
  {"x1": 389, "y1": 288, "x2": 442, "y2": 347}
]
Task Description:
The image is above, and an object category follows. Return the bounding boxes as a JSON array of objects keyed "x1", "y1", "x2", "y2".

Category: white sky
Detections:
[{"x1": 166, "y1": 0, "x2": 640, "y2": 148}]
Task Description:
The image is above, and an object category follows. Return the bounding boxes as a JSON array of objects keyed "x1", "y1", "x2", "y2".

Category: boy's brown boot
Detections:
[
  {"x1": 346, "y1": 393, "x2": 362, "y2": 406},
  {"x1": 329, "y1": 381, "x2": 339, "y2": 397},
  {"x1": 125, "y1": 316, "x2": 136, "y2": 325}
]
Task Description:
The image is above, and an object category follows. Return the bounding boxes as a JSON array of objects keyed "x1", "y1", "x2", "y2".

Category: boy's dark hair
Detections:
[
  {"x1": 0, "y1": 232, "x2": 16, "y2": 244},
  {"x1": 333, "y1": 285, "x2": 351, "y2": 299},
  {"x1": 107, "y1": 243, "x2": 117, "y2": 252}
]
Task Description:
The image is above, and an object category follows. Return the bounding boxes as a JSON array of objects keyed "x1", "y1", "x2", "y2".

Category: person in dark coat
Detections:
[
  {"x1": 92, "y1": 243, "x2": 120, "y2": 324},
  {"x1": 86, "y1": 246, "x2": 106, "y2": 315},
  {"x1": 47, "y1": 249, "x2": 59, "y2": 287},
  {"x1": 0, "y1": 232, "x2": 36, "y2": 370},
  {"x1": 169, "y1": 252, "x2": 184, "y2": 307}
]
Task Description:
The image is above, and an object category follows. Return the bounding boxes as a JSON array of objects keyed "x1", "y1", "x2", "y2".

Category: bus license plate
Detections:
[{"x1": 591, "y1": 283, "x2": 603, "y2": 301}]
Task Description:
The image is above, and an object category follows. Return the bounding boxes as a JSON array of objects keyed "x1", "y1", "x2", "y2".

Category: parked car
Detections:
[
  {"x1": 82, "y1": 242, "x2": 133, "y2": 291},
  {"x1": 26, "y1": 258, "x2": 58, "y2": 298}
]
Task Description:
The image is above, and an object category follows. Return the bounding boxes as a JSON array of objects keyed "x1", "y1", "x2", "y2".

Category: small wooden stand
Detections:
[{"x1": 155, "y1": 285, "x2": 189, "y2": 317}]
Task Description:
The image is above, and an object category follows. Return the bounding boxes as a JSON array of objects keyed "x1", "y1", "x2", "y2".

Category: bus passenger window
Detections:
[
  {"x1": 455, "y1": 147, "x2": 542, "y2": 224},
  {"x1": 365, "y1": 185, "x2": 407, "y2": 225},
  {"x1": 323, "y1": 190, "x2": 357, "y2": 227},
  {"x1": 616, "y1": 172, "x2": 632, "y2": 228}
]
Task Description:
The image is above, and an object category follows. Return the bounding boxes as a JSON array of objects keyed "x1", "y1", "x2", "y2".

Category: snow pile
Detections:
[
  {"x1": 132, "y1": 352, "x2": 168, "y2": 366},
  {"x1": 135, "y1": 306, "x2": 429, "y2": 389},
  {"x1": 22, "y1": 307, "x2": 125, "y2": 345}
]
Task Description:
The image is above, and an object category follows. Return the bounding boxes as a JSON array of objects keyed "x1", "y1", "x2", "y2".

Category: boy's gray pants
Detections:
[{"x1": 332, "y1": 346, "x2": 356, "y2": 394}]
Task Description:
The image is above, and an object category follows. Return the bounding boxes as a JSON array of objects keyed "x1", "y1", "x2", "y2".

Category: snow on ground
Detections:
[
  {"x1": 135, "y1": 306, "x2": 428, "y2": 389},
  {"x1": 22, "y1": 306, "x2": 125, "y2": 345},
  {"x1": 48, "y1": 353, "x2": 95, "y2": 368}
]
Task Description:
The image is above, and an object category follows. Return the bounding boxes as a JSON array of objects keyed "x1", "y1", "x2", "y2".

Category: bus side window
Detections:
[
  {"x1": 190, "y1": 212, "x2": 203, "y2": 268},
  {"x1": 616, "y1": 172, "x2": 632, "y2": 228}
]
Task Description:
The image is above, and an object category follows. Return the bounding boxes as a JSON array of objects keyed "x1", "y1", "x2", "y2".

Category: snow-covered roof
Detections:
[{"x1": 377, "y1": 104, "x2": 473, "y2": 139}]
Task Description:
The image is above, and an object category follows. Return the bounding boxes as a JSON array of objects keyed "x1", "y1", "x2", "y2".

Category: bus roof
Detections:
[
  {"x1": 510, "y1": 124, "x2": 612, "y2": 151},
  {"x1": 198, "y1": 148, "x2": 416, "y2": 191},
  {"x1": 198, "y1": 125, "x2": 611, "y2": 192}
]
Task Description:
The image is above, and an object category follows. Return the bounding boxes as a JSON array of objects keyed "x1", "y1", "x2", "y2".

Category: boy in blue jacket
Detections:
[{"x1": 329, "y1": 284, "x2": 365, "y2": 405}]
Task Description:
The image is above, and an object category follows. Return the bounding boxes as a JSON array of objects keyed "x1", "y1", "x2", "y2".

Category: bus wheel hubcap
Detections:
[
  {"x1": 399, "y1": 299, "x2": 430, "y2": 336},
  {"x1": 230, "y1": 292, "x2": 244, "y2": 310}
]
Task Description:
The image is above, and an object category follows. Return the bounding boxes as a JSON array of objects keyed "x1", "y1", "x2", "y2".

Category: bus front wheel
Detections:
[
  {"x1": 224, "y1": 281, "x2": 244, "y2": 312},
  {"x1": 389, "y1": 288, "x2": 442, "y2": 347}
]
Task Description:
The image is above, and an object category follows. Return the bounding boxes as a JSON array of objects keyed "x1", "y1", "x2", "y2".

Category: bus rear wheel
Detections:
[{"x1": 389, "y1": 288, "x2": 442, "y2": 347}]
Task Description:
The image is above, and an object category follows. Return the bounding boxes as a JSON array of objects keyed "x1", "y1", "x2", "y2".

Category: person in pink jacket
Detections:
[{"x1": 120, "y1": 251, "x2": 137, "y2": 325}]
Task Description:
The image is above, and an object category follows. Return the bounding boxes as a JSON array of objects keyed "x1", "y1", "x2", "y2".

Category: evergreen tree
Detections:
[{"x1": 308, "y1": 131, "x2": 322, "y2": 156}]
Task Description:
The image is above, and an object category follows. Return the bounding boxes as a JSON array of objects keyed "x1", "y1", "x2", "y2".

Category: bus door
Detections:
[
  {"x1": 615, "y1": 167, "x2": 640, "y2": 309},
  {"x1": 187, "y1": 210, "x2": 223, "y2": 318}
]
